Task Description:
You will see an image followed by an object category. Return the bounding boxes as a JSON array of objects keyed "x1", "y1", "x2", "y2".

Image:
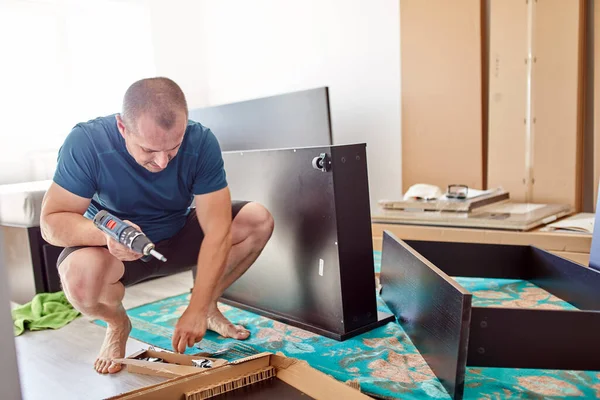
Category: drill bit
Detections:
[{"x1": 150, "y1": 249, "x2": 167, "y2": 262}]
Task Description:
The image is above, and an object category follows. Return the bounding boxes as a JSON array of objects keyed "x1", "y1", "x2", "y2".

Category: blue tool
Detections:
[{"x1": 93, "y1": 210, "x2": 167, "y2": 262}]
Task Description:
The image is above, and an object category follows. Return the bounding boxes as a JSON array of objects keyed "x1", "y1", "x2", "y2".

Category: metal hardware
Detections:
[
  {"x1": 312, "y1": 152, "x2": 331, "y2": 172},
  {"x1": 192, "y1": 359, "x2": 213, "y2": 368}
]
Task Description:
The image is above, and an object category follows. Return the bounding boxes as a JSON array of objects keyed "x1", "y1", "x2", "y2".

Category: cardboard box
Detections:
[
  {"x1": 488, "y1": 0, "x2": 586, "y2": 209},
  {"x1": 113, "y1": 347, "x2": 227, "y2": 379},
  {"x1": 109, "y1": 352, "x2": 370, "y2": 400},
  {"x1": 400, "y1": 0, "x2": 484, "y2": 192}
]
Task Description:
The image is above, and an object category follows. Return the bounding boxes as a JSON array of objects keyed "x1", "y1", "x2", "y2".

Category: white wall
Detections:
[
  {"x1": 1, "y1": 0, "x2": 401, "y2": 211},
  {"x1": 149, "y1": 0, "x2": 402, "y2": 213},
  {"x1": 0, "y1": 0, "x2": 156, "y2": 185},
  {"x1": 146, "y1": 0, "x2": 210, "y2": 108}
]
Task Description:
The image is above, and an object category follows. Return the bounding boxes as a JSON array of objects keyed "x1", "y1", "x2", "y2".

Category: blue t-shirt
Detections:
[{"x1": 53, "y1": 114, "x2": 228, "y2": 243}]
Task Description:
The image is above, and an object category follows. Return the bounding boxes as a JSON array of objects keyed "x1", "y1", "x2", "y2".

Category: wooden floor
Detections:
[{"x1": 13, "y1": 271, "x2": 193, "y2": 400}]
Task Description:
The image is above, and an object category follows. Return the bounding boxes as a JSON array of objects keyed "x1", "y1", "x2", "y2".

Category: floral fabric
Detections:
[{"x1": 96, "y1": 251, "x2": 599, "y2": 399}]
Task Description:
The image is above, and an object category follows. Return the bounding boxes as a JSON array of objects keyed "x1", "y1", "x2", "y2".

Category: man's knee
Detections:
[
  {"x1": 249, "y1": 203, "x2": 274, "y2": 240},
  {"x1": 59, "y1": 247, "x2": 123, "y2": 307},
  {"x1": 238, "y1": 202, "x2": 274, "y2": 245}
]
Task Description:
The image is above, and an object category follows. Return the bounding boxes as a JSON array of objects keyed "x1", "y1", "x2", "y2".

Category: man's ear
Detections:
[{"x1": 115, "y1": 114, "x2": 127, "y2": 138}]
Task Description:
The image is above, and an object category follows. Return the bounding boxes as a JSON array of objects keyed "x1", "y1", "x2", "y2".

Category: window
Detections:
[{"x1": 0, "y1": 0, "x2": 156, "y2": 176}]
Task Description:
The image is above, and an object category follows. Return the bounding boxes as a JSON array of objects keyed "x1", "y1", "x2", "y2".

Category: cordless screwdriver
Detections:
[{"x1": 93, "y1": 210, "x2": 167, "y2": 262}]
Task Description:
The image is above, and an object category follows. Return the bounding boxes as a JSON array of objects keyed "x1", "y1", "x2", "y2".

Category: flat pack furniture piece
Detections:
[
  {"x1": 372, "y1": 201, "x2": 573, "y2": 232},
  {"x1": 188, "y1": 87, "x2": 333, "y2": 152},
  {"x1": 378, "y1": 188, "x2": 509, "y2": 213},
  {"x1": 207, "y1": 143, "x2": 394, "y2": 340},
  {"x1": 379, "y1": 230, "x2": 600, "y2": 400}
]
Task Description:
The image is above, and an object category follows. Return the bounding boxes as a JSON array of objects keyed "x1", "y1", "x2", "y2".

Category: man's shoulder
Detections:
[
  {"x1": 183, "y1": 119, "x2": 222, "y2": 155},
  {"x1": 65, "y1": 114, "x2": 119, "y2": 152},
  {"x1": 72, "y1": 114, "x2": 118, "y2": 137}
]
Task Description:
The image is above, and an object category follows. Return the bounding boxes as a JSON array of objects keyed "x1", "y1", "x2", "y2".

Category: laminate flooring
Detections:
[{"x1": 13, "y1": 271, "x2": 193, "y2": 400}]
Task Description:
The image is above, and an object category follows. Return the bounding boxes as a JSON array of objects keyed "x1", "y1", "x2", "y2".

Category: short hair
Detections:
[{"x1": 121, "y1": 77, "x2": 188, "y2": 132}]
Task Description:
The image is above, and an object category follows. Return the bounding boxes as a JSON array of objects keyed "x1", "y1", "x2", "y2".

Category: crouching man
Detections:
[{"x1": 40, "y1": 77, "x2": 274, "y2": 374}]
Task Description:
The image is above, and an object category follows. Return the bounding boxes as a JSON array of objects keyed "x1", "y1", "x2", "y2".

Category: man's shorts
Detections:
[{"x1": 56, "y1": 200, "x2": 251, "y2": 287}]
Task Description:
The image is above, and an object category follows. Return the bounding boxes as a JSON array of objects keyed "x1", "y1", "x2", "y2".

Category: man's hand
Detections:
[
  {"x1": 172, "y1": 306, "x2": 207, "y2": 353},
  {"x1": 105, "y1": 220, "x2": 143, "y2": 262}
]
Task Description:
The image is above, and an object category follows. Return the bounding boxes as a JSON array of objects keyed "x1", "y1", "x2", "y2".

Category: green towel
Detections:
[{"x1": 12, "y1": 291, "x2": 81, "y2": 336}]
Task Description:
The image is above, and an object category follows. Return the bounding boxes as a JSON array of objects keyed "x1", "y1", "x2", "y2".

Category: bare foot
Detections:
[
  {"x1": 94, "y1": 317, "x2": 132, "y2": 374},
  {"x1": 207, "y1": 305, "x2": 250, "y2": 340}
]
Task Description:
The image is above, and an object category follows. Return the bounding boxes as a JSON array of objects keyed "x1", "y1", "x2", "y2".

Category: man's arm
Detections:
[
  {"x1": 189, "y1": 186, "x2": 233, "y2": 311},
  {"x1": 40, "y1": 182, "x2": 107, "y2": 248},
  {"x1": 171, "y1": 186, "x2": 232, "y2": 353},
  {"x1": 43, "y1": 124, "x2": 108, "y2": 247}
]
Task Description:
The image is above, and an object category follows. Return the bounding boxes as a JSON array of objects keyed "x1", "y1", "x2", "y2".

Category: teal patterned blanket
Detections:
[{"x1": 97, "y1": 252, "x2": 600, "y2": 399}]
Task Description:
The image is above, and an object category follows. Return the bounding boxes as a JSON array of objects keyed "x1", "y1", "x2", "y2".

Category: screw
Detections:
[
  {"x1": 478, "y1": 347, "x2": 485, "y2": 354},
  {"x1": 341, "y1": 157, "x2": 346, "y2": 163},
  {"x1": 480, "y1": 321, "x2": 487, "y2": 328},
  {"x1": 356, "y1": 155, "x2": 360, "y2": 161}
]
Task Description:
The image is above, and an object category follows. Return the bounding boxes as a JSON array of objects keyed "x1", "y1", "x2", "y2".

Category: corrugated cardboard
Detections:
[
  {"x1": 113, "y1": 348, "x2": 227, "y2": 379},
  {"x1": 400, "y1": 0, "x2": 484, "y2": 192},
  {"x1": 530, "y1": 0, "x2": 585, "y2": 210},
  {"x1": 487, "y1": 0, "x2": 529, "y2": 201},
  {"x1": 108, "y1": 352, "x2": 371, "y2": 399},
  {"x1": 487, "y1": 0, "x2": 585, "y2": 209}
]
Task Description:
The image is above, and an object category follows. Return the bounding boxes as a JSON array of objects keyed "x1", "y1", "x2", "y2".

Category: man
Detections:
[{"x1": 40, "y1": 77, "x2": 274, "y2": 374}]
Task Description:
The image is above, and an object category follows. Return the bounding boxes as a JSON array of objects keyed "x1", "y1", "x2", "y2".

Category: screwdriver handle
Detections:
[
  {"x1": 92, "y1": 210, "x2": 167, "y2": 262},
  {"x1": 93, "y1": 210, "x2": 131, "y2": 243}
]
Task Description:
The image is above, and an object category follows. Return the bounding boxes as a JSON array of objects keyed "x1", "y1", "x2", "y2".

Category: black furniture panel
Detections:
[
  {"x1": 468, "y1": 307, "x2": 600, "y2": 370},
  {"x1": 380, "y1": 233, "x2": 472, "y2": 400},
  {"x1": 220, "y1": 144, "x2": 393, "y2": 340},
  {"x1": 380, "y1": 231, "x2": 600, "y2": 400},
  {"x1": 188, "y1": 87, "x2": 333, "y2": 152},
  {"x1": 403, "y1": 240, "x2": 530, "y2": 279},
  {"x1": 530, "y1": 247, "x2": 600, "y2": 310}
]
